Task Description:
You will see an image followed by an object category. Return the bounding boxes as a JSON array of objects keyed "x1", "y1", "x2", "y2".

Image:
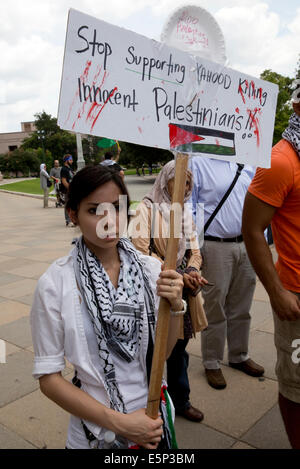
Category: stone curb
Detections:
[
  {"x1": 0, "y1": 189, "x2": 138, "y2": 210},
  {"x1": 0, "y1": 190, "x2": 56, "y2": 201}
]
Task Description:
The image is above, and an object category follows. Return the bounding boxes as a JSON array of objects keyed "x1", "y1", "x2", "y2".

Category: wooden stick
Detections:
[{"x1": 146, "y1": 153, "x2": 189, "y2": 419}]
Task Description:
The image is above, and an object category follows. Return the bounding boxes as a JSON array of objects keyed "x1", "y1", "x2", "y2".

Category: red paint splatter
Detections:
[
  {"x1": 86, "y1": 102, "x2": 99, "y2": 122},
  {"x1": 247, "y1": 108, "x2": 261, "y2": 148},
  {"x1": 250, "y1": 81, "x2": 264, "y2": 106},
  {"x1": 238, "y1": 80, "x2": 248, "y2": 104},
  {"x1": 138, "y1": 126, "x2": 143, "y2": 134},
  {"x1": 65, "y1": 60, "x2": 92, "y2": 126},
  {"x1": 83, "y1": 61, "x2": 92, "y2": 77},
  {"x1": 91, "y1": 66, "x2": 105, "y2": 96},
  {"x1": 90, "y1": 87, "x2": 118, "y2": 132},
  {"x1": 235, "y1": 107, "x2": 240, "y2": 113},
  {"x1": 215, "y1": 139, "x2": 220, "y2": 146},
  {"x1": 238, "y1": 85, "x2": 246, "y2": 104},
  {"x1": 72, "y1": 66, "x2": 106, "y2": 130},
  {"x1": 253, "y1": 129, "x2": 260, "y2": 146},
  {"x1": 258, "y1": 88, "x2": 263, "y2": 106}
]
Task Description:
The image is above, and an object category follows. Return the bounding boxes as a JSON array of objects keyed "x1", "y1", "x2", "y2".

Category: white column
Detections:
[{"x1": 76, "y1": 133, "x2": 85, "y2": 170}]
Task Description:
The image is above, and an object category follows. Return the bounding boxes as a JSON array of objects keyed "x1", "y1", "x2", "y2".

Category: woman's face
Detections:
[
  {"x1": 70, "y1": 181, "x2": 127, "y2": 251},
  {"x1": 167, "y1": 175, "x2": 191, "y2": 198}
]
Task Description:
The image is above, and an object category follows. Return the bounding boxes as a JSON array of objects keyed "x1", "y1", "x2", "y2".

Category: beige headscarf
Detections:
[
  {"x1": 143, "y1": 160, "x2": 194, "y2": 266},
  {"x1": 143, "y1": 160, "x2": 193, "y2": 207}
]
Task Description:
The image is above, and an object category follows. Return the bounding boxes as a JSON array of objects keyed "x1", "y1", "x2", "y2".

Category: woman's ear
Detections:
[{"x1": 68, "y1": 208, "x2": 78, "y2": 226}]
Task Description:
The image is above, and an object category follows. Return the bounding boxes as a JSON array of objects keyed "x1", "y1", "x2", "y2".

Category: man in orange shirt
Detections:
[{"x1": 242, "y1": 96, "x2": 300, "y2": 449}]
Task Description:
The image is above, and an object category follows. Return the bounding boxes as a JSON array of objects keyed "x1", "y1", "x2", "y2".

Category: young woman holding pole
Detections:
[{"x1": 30, "y1": 165, "x2": 184, "y2": 449}]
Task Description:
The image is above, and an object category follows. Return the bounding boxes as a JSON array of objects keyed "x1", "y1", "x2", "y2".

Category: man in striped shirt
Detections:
[{"x1": 190, "y1": 156, "x2": 264, "y2": 390}]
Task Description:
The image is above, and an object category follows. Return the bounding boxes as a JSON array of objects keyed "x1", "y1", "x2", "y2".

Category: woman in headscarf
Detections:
[
  {"x1": 40, "y1": 163, "x2": 52, "y2": 208},
  {"x1": 129, "y1": 160, "x2": 208, "y2": 423}
]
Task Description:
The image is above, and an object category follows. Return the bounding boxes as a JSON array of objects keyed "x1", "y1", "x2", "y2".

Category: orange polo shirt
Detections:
[{"x1": 248, "y1": 139, "x2": 300, "y2": 292}]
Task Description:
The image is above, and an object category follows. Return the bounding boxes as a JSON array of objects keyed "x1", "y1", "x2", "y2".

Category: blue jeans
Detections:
[
  {"x1": 166, "y1": 338, "x2": 190, "y2": 412},
  {"x1": 64, "y1": 205, "x2": 71, "y2": 224}
]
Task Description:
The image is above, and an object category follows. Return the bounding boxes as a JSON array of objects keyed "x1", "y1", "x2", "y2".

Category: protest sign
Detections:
[{"x1": 58, "y1": 9, "x2": 278, "y2": 168}]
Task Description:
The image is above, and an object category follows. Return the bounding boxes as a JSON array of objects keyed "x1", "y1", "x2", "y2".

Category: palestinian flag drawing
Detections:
[{"x1": 169, "y1": 123, "x2": 236, "y2": 156}]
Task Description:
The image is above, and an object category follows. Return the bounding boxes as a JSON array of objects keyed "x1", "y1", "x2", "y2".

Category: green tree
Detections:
[
  {"x1": 80, "y1": 137, "x2": 173, "y2": 169},
  {"x1": 260, "y1": 70, "x2": 293, "y2": 144},
  {"x1": 34, "y1": 111, "x2": 60, "y2": 135},
  {"x1": 46, "y1": 132, "x2": 77, "y2": 161},
  {"x1": 35, "y1": 148, "x2": 53, "y2": 170},
  {"x1": 0, "y1": 148, "x2": 41, "y2": 176},
  {"x1": 21, "y1": 111, "x2": 77, "y2": 164},
  {"x1": 82, "y1": 135, "x2": 107, "y2": 165},
  {"x1": 0, "y1": 153, "x2": 11, "y2": 175},
  {"x1": 118, "y1": 141, "x2": 173, "y2": 169}
]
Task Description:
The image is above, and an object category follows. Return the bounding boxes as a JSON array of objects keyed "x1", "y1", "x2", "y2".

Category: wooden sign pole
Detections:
[{"x1": 146, "y1": 152, "x2": 189, "y2": 419}]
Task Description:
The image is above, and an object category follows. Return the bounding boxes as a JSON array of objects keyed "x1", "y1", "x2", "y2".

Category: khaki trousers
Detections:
[
  {"x1": 200, "y1": 241, "x2": 256, "y2": 369},
  {"x1": 273, "y1": 294, "x2": 300, "y2": 403},
  {"x1": 43, "y1": 188, "x2": 49, "y2": 208}
]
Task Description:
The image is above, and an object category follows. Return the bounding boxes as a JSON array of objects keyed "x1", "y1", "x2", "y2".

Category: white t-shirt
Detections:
[{"x1": 30, "y1": 250, "x2": 161, "y2": 448}]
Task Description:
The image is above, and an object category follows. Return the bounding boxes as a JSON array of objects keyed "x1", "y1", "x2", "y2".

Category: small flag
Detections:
[
  {"x1": 169, "y1": 123, "x2": 236, "y2": 156},
  {"x1": 169, "y1": 124, "x2": 204, "y2": 148},
  {"x1": 96, "y1": 138, "x2": 117, "y2": 149},
  {"x1": 161, "y1": 386, "x2": 178, "y2": 449}
]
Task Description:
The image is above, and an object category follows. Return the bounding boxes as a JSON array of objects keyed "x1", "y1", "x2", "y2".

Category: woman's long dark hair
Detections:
[{"x1": 66, "y1": 165, "x2": 131, "y2": 220}]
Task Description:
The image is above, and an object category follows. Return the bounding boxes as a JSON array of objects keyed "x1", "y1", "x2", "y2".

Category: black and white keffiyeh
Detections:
[
  {"x1": 282, "y1": 112, "x2": 300, "y2": 158},
  {"x1": 73, "y1": 236, "x2": 156, "y2": 413}
]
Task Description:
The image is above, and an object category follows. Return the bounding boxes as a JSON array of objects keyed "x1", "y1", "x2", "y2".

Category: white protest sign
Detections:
[{"x1": 58, "y1": 9, "x2": 278, "y2": 168}]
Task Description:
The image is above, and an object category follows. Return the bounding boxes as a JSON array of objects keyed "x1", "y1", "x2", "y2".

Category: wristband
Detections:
[
  {"x1": 170, "y1": 299, "x2": 187, "y2": 316},
  {"x1": 184, "y1": 266, "x2": 198, "y2": 274}
]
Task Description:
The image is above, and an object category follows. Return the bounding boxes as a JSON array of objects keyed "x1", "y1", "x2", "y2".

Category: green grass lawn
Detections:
[
  {"x1": 123, "y1": 168, "x2": 160, "y2": 176},
  {"x1": 0, "y1": 178, "x2": 44, "y2": 195},
  {"x1": 0, "y1": 168, "x2": 159, "y2": 195},
  {"x1": 0, "y1": 179, "x2": 142, "y2": 208}
]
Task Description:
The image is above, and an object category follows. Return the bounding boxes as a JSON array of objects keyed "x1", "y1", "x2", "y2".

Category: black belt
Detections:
[{"x1": 204, "y1": 235, "x2": 243, "y2": 243}]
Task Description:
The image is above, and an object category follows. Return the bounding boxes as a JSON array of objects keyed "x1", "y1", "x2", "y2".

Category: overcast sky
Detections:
[{"x1": 1, "y1": 0, "x2": 299, "y2": 133}]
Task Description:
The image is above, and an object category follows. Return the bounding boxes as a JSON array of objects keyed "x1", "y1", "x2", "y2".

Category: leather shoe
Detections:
[
  {"x1": 205, "y1": 368, "x2": 227, "y2": 389},
  {"x1": 229, "y1": 358, "x2": 264, "y2": 377},
  {"x1": 177, "y1": 405, "x2": 204, "y2": 422}
]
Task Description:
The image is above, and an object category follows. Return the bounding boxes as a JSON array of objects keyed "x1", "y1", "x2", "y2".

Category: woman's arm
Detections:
[
  {"x1": 183, "y1": 248, "x2": 208, "y2": 291},
  {"x1": 129, "y1": 203, "x2": 163, "y2": 263},
  {"x1": 242, "y1": 192, "x2": 300, "y2": 321},
  {"x1": 156, "y1": 268, "x2": 184, "y2": 357},
  {"x1": 39, "y1": 372, "x2": 163, "y2": 449},
  {"x1": 183, "y1": 217, "x2": 207, "y2": 290},
  {"x1": 186, "y1": 248, "x2": 202, "y2": 270},
  {"x1": 61, "y1": 177, "x2": 69, "y2": 190},
  {"x1": 41, "y1": 169, "x2": 51, "y2": 179},
  {"x1": 186, "y1": 218, "x2": 202, "y2": 270}
]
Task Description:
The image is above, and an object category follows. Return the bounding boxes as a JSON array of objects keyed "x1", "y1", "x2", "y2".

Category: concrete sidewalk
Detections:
[{"x1": 0, "y1": 185, "x2": 291, "y2": 449}]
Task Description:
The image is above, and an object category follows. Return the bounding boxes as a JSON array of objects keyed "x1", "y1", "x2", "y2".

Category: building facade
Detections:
[{"x1": 0, "y1": 122, "x2": 36, "y2": 154}]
